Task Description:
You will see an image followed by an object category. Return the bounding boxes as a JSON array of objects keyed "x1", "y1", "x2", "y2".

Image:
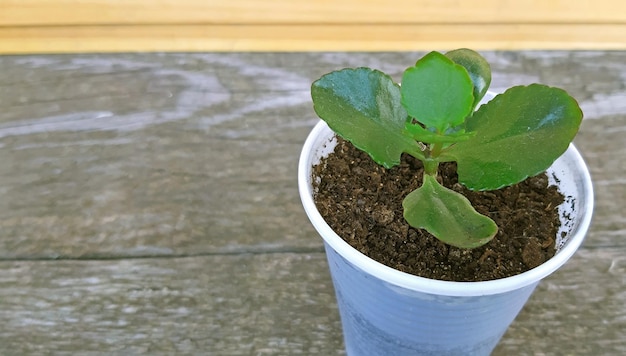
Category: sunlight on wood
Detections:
[{"x1": 1, "y1": 1, "x2": 625, "y2": 53}]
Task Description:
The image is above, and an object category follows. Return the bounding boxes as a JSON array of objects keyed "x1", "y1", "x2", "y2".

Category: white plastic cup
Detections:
[{"x1": 298, "y1": 120, "x2": 593, "y2": 355}]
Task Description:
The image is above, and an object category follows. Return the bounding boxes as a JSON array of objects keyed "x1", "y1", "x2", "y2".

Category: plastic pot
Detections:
[{"x1": 298, "y1": 119, "x2": 593, "y2": 355}]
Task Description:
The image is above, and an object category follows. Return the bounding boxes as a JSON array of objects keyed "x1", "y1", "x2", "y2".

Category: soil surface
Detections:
[{"x1": 313, "y1": 137, "x2": 564, "y2": 282}]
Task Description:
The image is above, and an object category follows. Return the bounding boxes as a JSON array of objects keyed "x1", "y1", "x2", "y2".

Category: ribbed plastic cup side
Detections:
[{"x1": 324, "y1": 243, "x2": 537, "y2": 355}]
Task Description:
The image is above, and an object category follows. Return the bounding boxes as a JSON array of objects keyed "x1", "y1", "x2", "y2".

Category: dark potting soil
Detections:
[{"x1": 312, "y1": 137, "x2": 564, "y2": 282}]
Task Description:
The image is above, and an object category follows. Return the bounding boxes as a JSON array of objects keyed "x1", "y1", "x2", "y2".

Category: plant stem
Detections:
[
  {"x1": 430, "y1": 142, "x2": 444, "y2": 157},
  {"x1": 423, "y1": 142, "x2": 443, "y2": 176},
  {"x1": 423, "y1": 159, "x2": 439, "y2": 176}
]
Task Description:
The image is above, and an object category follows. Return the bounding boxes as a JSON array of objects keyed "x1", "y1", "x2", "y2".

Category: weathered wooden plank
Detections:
[
  {"x1": 0, "y1": 253, "x2": 345, "y2": 355},
  {"x1": 1, "y1": 52, "x2": 625, "y2": 259},
  {"x1": 0, "y1": 247, "x2": 623, "y2": 354},
  {"x1": 0, "y1": 53, "x2": 319, "y2": 259}
]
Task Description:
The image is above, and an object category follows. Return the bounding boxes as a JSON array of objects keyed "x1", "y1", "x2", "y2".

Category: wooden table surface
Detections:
[{"x1": 0, "y1": 52, "x2": 624, "y2": 355}]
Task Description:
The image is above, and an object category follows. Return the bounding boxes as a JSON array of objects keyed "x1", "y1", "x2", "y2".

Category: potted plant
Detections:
[{"x1": 298, "y1": 49, "x2": 594, "y2": 355}]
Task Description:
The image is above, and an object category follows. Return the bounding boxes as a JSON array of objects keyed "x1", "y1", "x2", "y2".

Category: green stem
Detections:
[
  {"x1": 423, "y1": 159, "x2": 439, "y2": 176},
  {"x1": 430, "y1": 142, "x2": 444, "y2": 157},
  {"x1": 423, "y1": 142, "x2": 444, "y2": 176}
]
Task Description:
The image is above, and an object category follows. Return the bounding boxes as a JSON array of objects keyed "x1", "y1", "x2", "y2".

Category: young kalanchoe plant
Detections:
[{"x1": 311, "y1": 49, "x2": 583, "y2": 249}]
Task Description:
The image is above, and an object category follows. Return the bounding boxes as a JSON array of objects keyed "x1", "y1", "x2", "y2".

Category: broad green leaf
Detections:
[
  {"x1": 311, "y1": 68, "x2": 422, "y2": 168},
  {"x1": 405, "y1": 120, "x2": 475, "y2": 144},
  {"x1": 401, "y1": 51, "x2": 474, "y2": 133},
  {"x1": 402, "y1": 175, "x2": 497, "y2": 249},
  {"x1": 444, "y1": 84, "x2": 583, "y2": 190},
  {"x1": 445, "y1": 48, "x2": 492, "y2": 109}
]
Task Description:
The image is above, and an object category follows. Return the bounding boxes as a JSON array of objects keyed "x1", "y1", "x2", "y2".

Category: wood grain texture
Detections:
[
  {"x1": 0, "y1": 51, "x2": 625, "y2": 354},
  {"x1": 1, "y1": 1, "x2": 626, "y2": 53},
  {"x1": 0, "y1": 249, "x2": 624, "y2": 355},
  {"x1": 2, "y1": 24, "x2": 626, "y2": 54},
  {"x1": 0, "y1": 254, "x2": 344, "y2": 355},
  {"x1": 2, "y1": 0, "x2": 624, "y2": 25}
]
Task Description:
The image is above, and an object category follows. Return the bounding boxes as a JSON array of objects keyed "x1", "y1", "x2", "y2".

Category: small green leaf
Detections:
[
  {"x1": 445, "y1": 48, "x2": 492, "y2": 109},
  {"x1": 405, "y1": 120, "x2": 475, "y2": 144},
  {"x1": 402, "y1": 175, "x2": 497, "y2": 249},
  {"x1": 444, "y1": 84, "x2": 583, "y2": 190},
  {"x1": 401, "y1": 51, "x2": 474, "y2": 133},
  {"x1": 311, "y1": 68, "x2": 422, "y2": 168}
]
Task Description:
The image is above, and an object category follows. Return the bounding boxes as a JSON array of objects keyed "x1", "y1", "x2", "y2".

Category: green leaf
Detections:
[
  {"x1": 401, "y1": 51, "x2": 474, "y2": 133},
  {"x1": 444, "y1": 84, "x2": 583, "y2": 190},
  {"x1": 311, "y1": 68, "x2": 423, "y2": 168},
  {"x1": 402, "y1": 175, "x2": 497, "y2": 249},
  {"x1": 445, "y1": 48, "x2": 492, "y2": 109}
]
